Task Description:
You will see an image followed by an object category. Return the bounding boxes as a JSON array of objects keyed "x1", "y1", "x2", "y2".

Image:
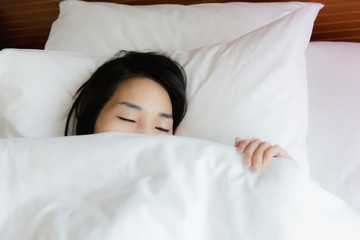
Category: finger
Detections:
[
  {"x1": 234, "y1": 137, "x2": 242, "y2": 147},
  {"x1": 263, "y1": 145, "x2": 283, "y2": 165},
  {"x1": 237, "y1": 138, "x2": 254, "y2": 153},
  {"x1": 262, "y1": 155, "x2": 273, "y2": 167},
  {"x1": 264, "y1": 145, "x2": 294, "y2": 163},
  {"x1": 242, "y1": 138, "x2": 262, "y2": 168},
  {"x1": 252, "y1": 141, "x2": 272, "y2": 172}
]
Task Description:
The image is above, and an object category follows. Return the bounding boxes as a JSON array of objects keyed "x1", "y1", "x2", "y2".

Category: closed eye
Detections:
[
  {"x1": 117, "y1": 116, "x2": 136, "y2": 123},
  {"x1": 155, "y1": 127, "x2": 170, "y2": 133}
]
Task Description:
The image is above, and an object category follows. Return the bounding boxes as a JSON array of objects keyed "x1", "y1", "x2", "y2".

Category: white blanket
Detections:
[{"x1": 0, "y1": 133, "x2": 359, "y2": 240}]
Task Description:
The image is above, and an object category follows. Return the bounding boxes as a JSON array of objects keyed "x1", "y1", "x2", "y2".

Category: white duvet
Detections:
[{"x1": 0, "y1": 133, "x2": 359, "y2": 240}]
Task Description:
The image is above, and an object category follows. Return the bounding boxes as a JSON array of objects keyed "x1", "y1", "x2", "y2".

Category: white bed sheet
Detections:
[
  {"x1": 0, "y1": 133, "x2": 359, "y2": 239},
  {"x1": 305, "y1": 41, "x2": 360, "y2": 216}
]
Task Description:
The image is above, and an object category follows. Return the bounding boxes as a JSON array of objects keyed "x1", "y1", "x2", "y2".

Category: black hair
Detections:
[{"x1": 64, "y1": 51, "x2": 187, "y2": 136}]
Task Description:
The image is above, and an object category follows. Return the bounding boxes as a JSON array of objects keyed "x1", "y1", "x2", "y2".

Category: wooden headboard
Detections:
[{"x1": 1, "y1": 0, "x2": 360, "y2": 50}]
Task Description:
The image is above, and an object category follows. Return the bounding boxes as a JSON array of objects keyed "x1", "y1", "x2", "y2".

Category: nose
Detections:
[{"x1": 137, "y1": 124, "x2": 156, "y2": 135}]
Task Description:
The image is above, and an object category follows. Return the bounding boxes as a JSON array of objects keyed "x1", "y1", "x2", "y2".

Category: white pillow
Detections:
[
  {"x1": 46, "y1": 0, "x2": 319, "y2": 56},
  {"x1": 0, "y1": 3, "x2": 322, "y2": 172},
  {"x1": 174, "y1": 3, "x2": 322, "y2": 172},
  {"x1": 0, "y1": 50, "x2": 97, "y2": 137}
]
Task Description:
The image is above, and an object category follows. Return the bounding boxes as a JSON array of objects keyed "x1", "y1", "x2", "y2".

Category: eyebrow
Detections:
[
  {"x1": 119, "y1": 101, "x2": 142, "y2": 110},
  {"x1": 159, "y1": 112, "x2": 173, "y2": 119},
  {"x1": 118, "y1": 101, "x2": 173, "y2": 119}
]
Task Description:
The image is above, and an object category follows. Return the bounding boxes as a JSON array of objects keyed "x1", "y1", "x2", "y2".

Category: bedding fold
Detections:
[{"x1": 0, "y1": 133, "x2": 359, "y2": 239}]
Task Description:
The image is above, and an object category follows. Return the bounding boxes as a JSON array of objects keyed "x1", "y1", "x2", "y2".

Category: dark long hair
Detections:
[{"x1": 64, "y1": 51, "x2": 187, "y2": 135}]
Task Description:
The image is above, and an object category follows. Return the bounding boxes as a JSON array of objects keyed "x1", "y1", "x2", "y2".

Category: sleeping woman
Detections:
[{"x1": 64, "y1": 51, "x2": 294, "y2": 173}]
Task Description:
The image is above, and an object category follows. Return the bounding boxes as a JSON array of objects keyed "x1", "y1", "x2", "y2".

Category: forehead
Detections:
[{"x1": 109, "y1": 77, "x2": 172, "y2": 112}]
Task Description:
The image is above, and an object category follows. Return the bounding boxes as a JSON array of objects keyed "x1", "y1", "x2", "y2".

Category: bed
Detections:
[{"x1": 0, "y1": 0, "x2": 360, "y2": 239}]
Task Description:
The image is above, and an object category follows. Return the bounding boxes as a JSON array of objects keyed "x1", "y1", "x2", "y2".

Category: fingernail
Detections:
[
  {"x1": 244, "y1": 158, "x2": 250, "y2": 168},
  {"x1": 264, "y1": 158, "x2": 270, "y2": 165},
  {"x1": 253, "y1": 163, "x2": 260, "y2": 172}
]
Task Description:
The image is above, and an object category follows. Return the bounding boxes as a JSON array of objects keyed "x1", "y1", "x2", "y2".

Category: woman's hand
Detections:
[{"x1": 235, "y1": 137, "x2": 294, "y2": 173}]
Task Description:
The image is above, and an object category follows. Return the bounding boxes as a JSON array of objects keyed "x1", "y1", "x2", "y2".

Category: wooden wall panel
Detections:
[
  {"x1": 0, "y1": 0, "x2": 60, "y2": 49},
  {"x1": 312, "y1": 2, "x2": 360, "y2": 42},
  {"x1": 1, "y1": 0, "x2": 360, "y2": 50}
]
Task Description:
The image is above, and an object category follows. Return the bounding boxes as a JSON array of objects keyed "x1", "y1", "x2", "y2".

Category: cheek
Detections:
[
  {"x1": 94, "y1": 116, "x2": 112, "y2": 133},
  {"x1": 94, "y1": 113, "x2": 118, "y2": 133}
]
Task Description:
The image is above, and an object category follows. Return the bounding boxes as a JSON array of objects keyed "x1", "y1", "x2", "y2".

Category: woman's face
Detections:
[{"x1": 94, "y1": 77, "x2": 173, "y2": 135}]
